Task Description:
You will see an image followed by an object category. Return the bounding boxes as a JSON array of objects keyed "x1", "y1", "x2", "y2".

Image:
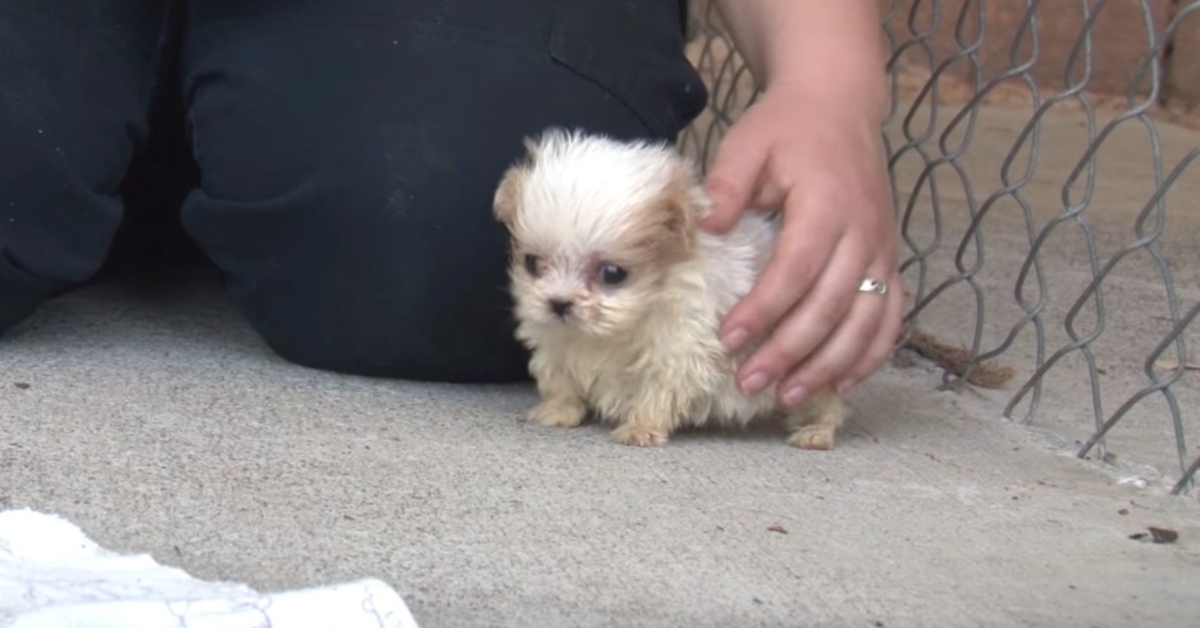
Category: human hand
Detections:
[{"x1": 701, "y1": 83, "x2": 903, "y2": 407}]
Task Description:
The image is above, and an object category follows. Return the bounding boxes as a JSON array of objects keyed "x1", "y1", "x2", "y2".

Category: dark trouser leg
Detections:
[
  {"x1": 179, "y1": 0, "x2": 708, "y2": 383},
  {"x1": 0, "y1": 0, "x2": 171, "y2": 333},
  {"x1": 106, "y1": 2, "x2": 204, "y2": 279}
]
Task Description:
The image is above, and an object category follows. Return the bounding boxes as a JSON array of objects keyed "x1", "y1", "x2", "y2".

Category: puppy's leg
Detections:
[
  {"x1": 784, "y1": 389, "x2": 847, "y2": 451},
  {"x1": 611, "y1": 389, "x2": 683, "y2": 447},
  {"x1": 529, "y1": 393, "x2": 587, "y2": 428},
  {"x1": 611, "y1": 415, "x2": 672, "y2": 447},
  {"x1": 527, "y1": 352, "x2": 587, "y2": 428}
]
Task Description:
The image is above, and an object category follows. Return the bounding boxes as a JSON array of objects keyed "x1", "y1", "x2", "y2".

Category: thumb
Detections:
[{"x1": 699, "y1": 131, "x2": 768, "y2": 233}]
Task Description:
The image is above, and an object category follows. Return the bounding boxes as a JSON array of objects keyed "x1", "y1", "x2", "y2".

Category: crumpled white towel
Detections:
[{"x1": 0, "y1": 509, "x2": 420, "y2": 628}]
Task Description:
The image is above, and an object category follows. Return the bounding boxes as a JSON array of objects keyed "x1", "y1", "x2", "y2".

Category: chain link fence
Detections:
[{"x1": 680, "y1": 0, "x2": 1200, "y2": 497}]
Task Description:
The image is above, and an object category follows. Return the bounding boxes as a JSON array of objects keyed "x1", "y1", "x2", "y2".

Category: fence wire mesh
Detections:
[{"x1": 681, "y1": 0, "x2": 1200, "y2": 497}]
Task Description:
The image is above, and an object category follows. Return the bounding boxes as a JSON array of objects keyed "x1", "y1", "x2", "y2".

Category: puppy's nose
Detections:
[{"x1": 548, "y1": 299, "x2": 573, "y2": 318}]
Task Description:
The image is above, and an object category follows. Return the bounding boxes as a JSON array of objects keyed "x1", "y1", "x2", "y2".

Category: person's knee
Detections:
[
  {"x1": 247, "y1": 273, "x2": 533, "y2": 384},
  {"x1": 0, "y1": 2, "x2": 170, "y2": 333},
  {"x1": 201, "y1": 222, "x2": 531, "y2": 383},
  {"x1": 0, "y1": 285, "x2": 47, "y2": 337}
]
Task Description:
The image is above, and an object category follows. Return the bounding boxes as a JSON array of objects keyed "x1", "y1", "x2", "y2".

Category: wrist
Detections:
[
  {"x1": 760, "y1": 38, "x2": 888, "y2": 125},
  {"x1": 764, "y1": 72, "x2": 888, "y2": 126}
]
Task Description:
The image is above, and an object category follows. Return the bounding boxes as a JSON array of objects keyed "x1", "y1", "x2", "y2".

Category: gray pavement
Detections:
[{"x1": 3, "y1": 266, "x2": 1199, "y2": 627}]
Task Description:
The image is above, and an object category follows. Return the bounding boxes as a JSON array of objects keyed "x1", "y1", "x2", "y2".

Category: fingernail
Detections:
[
  {"x1": 723, "y1": 327, "x2": 748, "y2": 351},
  {"x1": 782, "y1": 385, "x2": 808, "y2": 407},
  {"x1": 741, "y1": 371, "x2": 769, "y2": 394}
]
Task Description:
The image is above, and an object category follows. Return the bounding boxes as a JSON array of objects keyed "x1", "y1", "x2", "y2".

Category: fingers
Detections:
[
  {"x1": 720, "y1": 203, "x2": 846, "y2": 355},
  {"x1": 779, "y1": 264, "x2": 897, "y2": 400},
  {"x1": 733, "y1": 229, "x2": 868, "y2": 398},
  {"x1": 774, "y1": 280, "x2": 885, "y2": 405},
  {"x1": 699, "y1": 125, "x2": 770, "y2": 234},
  {"x1": 835, "y1": 270, "x2": 905, "y2": 394}
]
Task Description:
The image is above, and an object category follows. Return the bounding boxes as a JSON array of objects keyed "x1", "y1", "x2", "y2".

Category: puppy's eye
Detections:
[
  {"x1": 598, "y1": 263, "x2": 628, "y2": 285},
  {"x1": 523, "y1": 254, "x2": 540, "y2": 276}
]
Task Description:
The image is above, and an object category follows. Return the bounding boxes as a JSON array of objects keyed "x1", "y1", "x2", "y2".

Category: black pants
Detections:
[{"x1": 0, "y1": 0, "x2": 708, "y2": 382}]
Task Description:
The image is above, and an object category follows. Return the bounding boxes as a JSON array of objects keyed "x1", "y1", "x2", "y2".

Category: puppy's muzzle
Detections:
[{"x1": 548, "y1": 299, "x2": 574, "y2": 319}]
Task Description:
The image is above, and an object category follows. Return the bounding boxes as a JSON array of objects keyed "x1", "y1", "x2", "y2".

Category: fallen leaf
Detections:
[
  {"x1": 1129, "y1": 527, "x2": 1179, "y2": 544},
  {"x1": 1149, "y1": 527, "x2": 1179, "y2": 544},
  {"x1": 902, "y1": 328, "x2": 1016, "y2": 389},
  {"x1": 767, "y1": 524, "x2": 788, "y2": 534},
  {"x1": 13, "y1": 382, "x2": 29, "y2": 390}
]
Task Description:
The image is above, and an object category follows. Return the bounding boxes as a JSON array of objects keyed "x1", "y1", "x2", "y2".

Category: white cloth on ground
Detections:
[{"x1": 0, "y1": 508, "x2": 420, "y2": 628}]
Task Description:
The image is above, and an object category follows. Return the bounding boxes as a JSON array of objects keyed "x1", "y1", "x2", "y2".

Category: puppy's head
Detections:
[{"x1": 493, "y1": 128, "x2": 708, "y2": 338}]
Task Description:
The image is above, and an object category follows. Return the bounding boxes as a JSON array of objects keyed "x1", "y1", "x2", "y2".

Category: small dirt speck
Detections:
[
  {"x1": 767, "y1": 524, "x2": 788, "y2": 534},
  {"x1": 14, "y1": 382, "x2": 29, "y2": 389},
  {"x1": 752, "y1": 597, "x2": 763, "y2": 605},
  {"x1": 1118, "y1": 508, "x2": 1129, "y2": 515}
]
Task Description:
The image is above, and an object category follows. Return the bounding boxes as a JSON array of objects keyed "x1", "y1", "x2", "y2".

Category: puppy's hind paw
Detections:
[
  {"x1": 611, "y1": 423, "x2": 669, "y2": 447},
  {"x1": 527, "y1": 398, "x2": 586, "y2": 428},
  {"x1": 787, "y1": 425, "x2": 836, "y2": 451}
]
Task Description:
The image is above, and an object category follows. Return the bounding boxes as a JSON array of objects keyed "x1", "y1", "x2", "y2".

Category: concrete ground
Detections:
[
  {"x1": 5, "y1": 268, "x2": 1200, "y2": 628},
  {"x1": 5, "y1": 101, "x2": 1200, "y2": 625}
]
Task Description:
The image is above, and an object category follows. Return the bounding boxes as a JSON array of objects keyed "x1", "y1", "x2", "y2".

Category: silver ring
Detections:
[{"x1": 858, "y1": 278, "x2": 888, "y2": 296}]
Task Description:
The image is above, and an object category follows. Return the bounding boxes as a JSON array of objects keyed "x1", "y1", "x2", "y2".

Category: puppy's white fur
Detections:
[{"x1": 493, "y1": 128, "x2": 846, "y2": 448}]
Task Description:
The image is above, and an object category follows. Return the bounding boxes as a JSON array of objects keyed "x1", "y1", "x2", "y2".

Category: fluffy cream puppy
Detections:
[{"x1": 492, "y1": 128, "x2": 847, "y2": 449}]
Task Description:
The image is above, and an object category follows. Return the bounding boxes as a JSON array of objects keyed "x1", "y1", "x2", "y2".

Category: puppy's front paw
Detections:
[
  {"x1": 787, "y1": 425, "x2": 836, "y2": 451},
  {"x1": 611, "y1": 423, "x2": 669, "y2": 447},
  {"x1": 527, "y1": 397, "x2": 586, "y2": 428},
  {"x1": 784, "y1": 390, "x2": 845, "y2": 451}
]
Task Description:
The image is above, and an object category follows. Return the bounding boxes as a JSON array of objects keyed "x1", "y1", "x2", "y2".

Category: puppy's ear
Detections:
[
  {"x1": 492, "y1": 163, "x2": 527, "y2": 226},
  {"x1": 657, "y1": 160, "x2": 707, "y2": 254}
]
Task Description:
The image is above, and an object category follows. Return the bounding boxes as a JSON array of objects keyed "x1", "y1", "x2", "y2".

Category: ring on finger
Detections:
[{"x1": 857, "y1": 278, "x2": 888, "y2": 296}]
